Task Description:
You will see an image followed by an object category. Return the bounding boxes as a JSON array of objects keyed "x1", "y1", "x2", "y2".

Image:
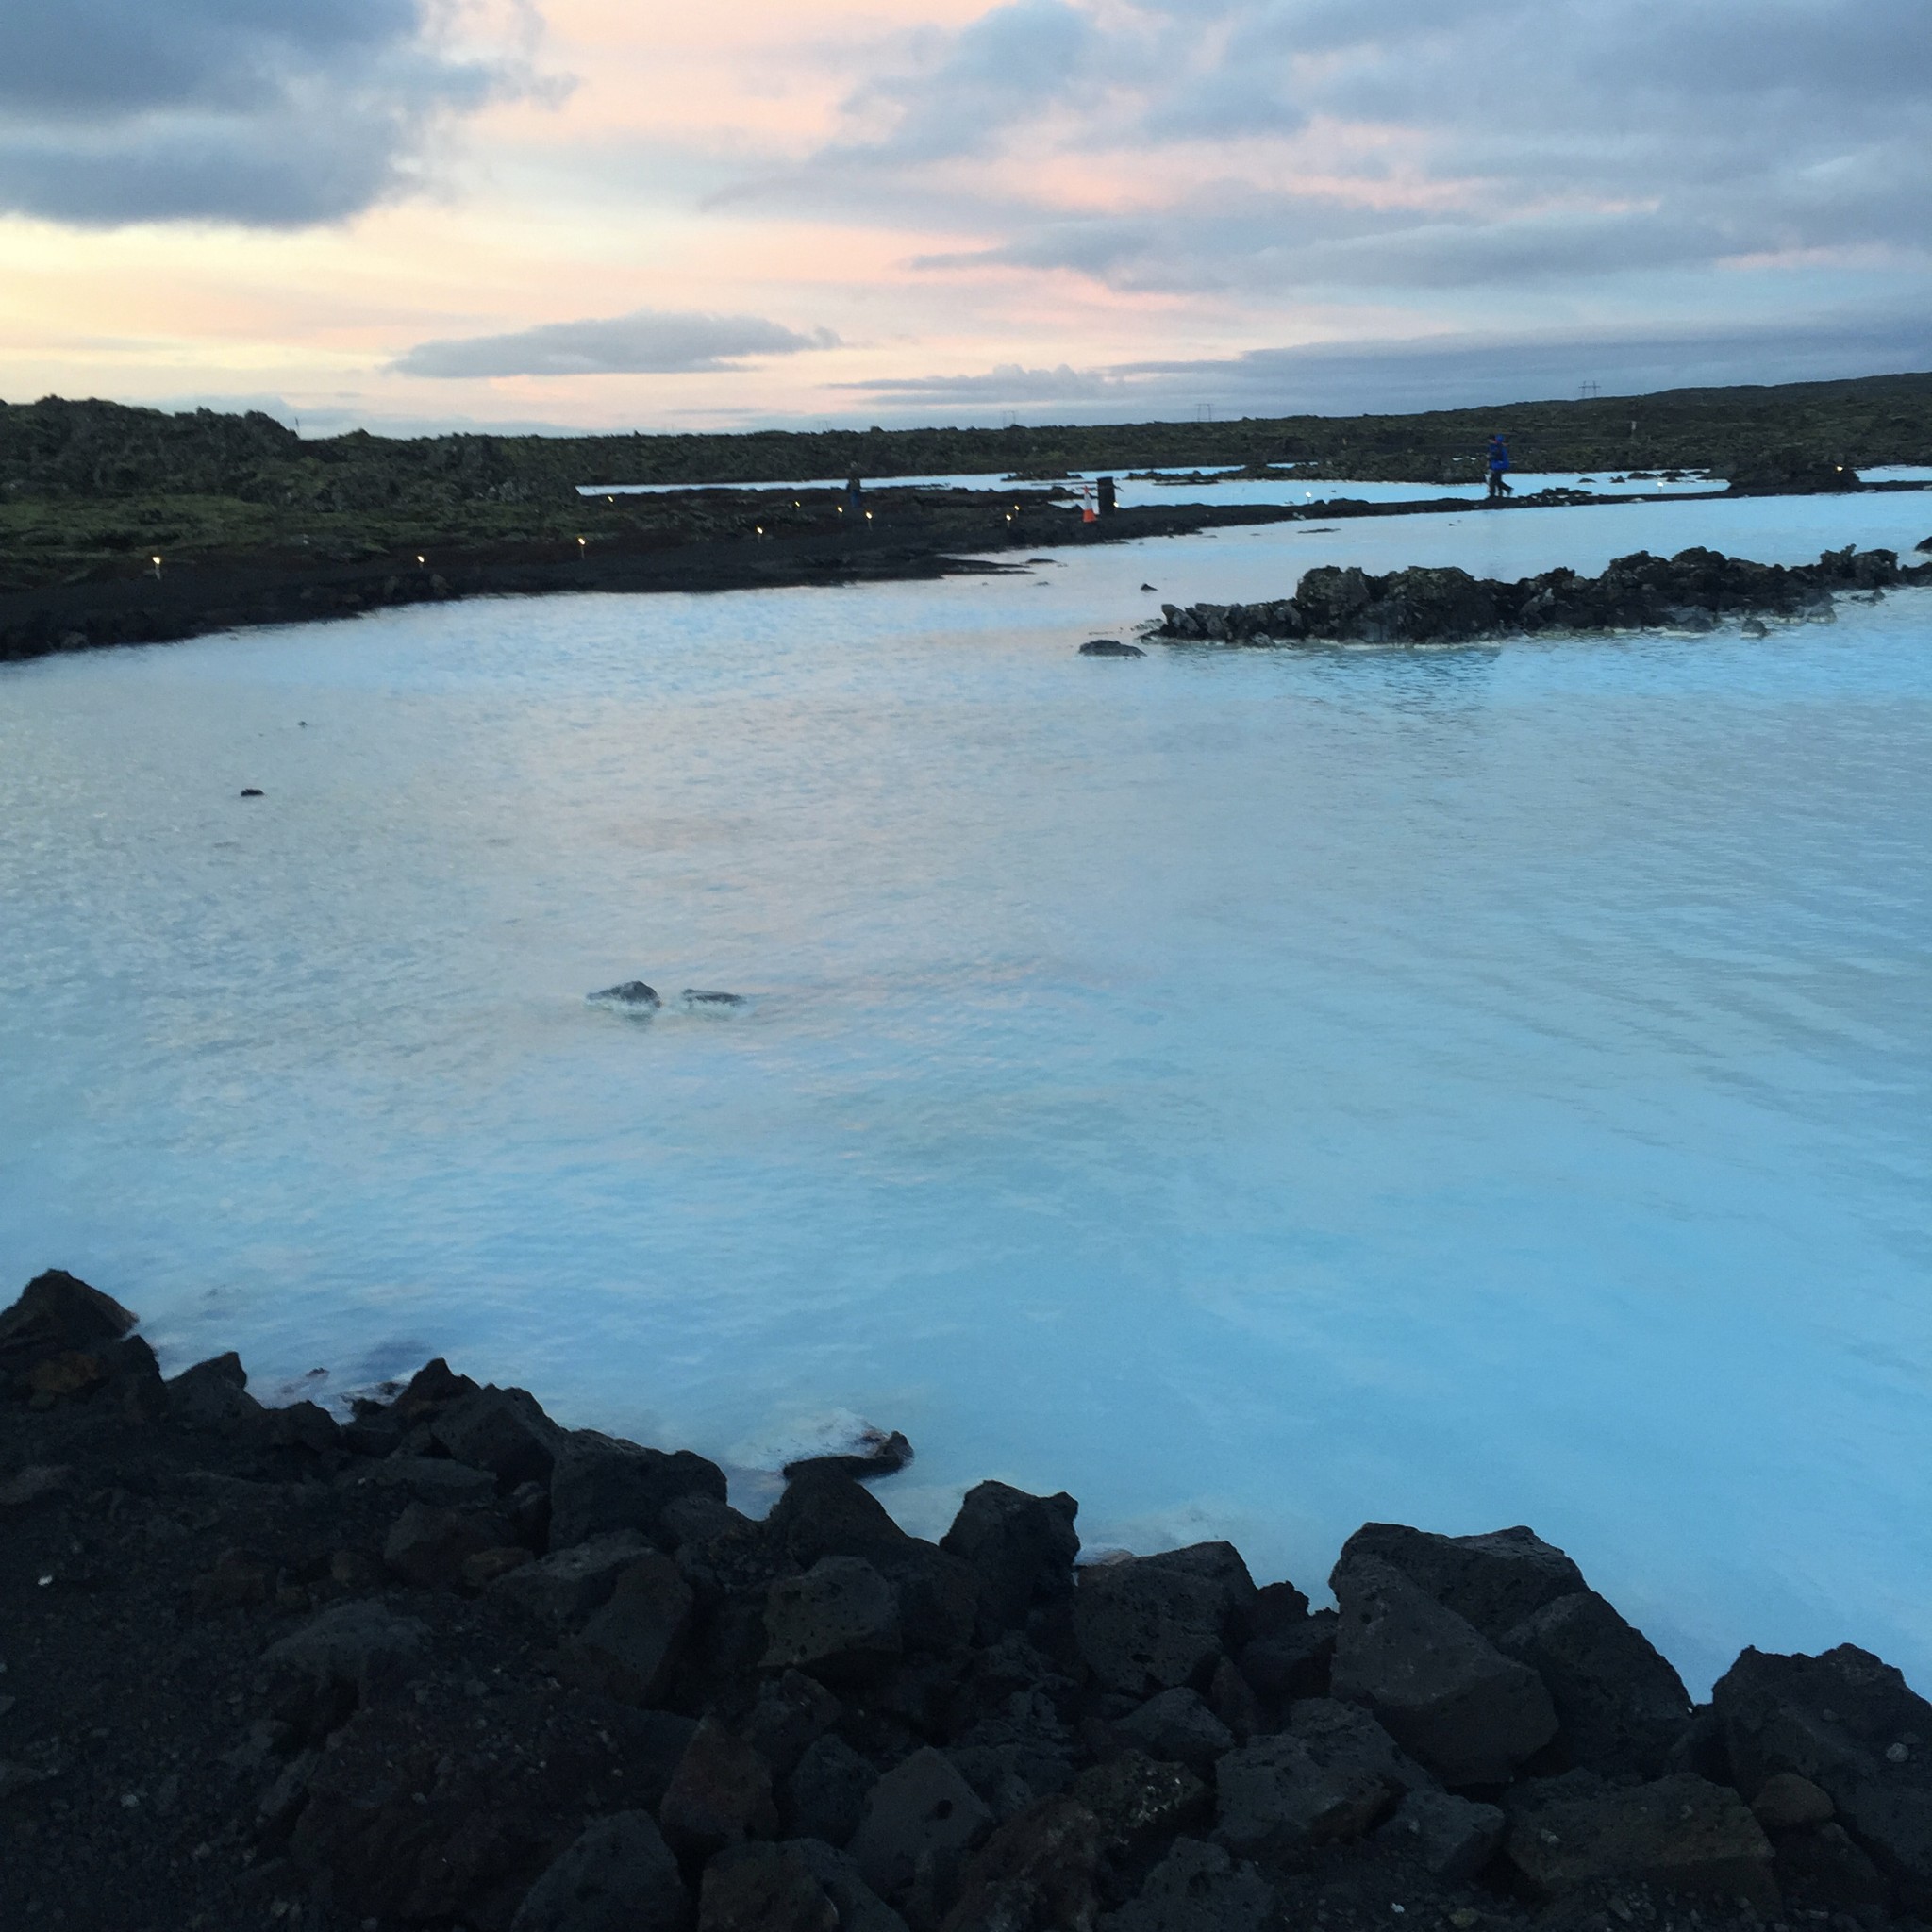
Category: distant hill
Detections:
[{"x1": 4, "y1": 371, "x2": 1930, "y2": 502}]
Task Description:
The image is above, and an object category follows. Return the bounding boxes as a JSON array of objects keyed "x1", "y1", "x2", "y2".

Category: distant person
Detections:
[
  {"x1": 845, "y1": 472, "x2": 863, "y2": 512},
  {"x1": 1486, "y1": 435, "x2": 1513, "y2": 501}
]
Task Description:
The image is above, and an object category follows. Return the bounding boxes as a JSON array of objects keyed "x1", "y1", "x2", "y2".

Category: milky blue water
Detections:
[
  {"x1": 4, "y1": 491, "x2": 1930, "y2": 1694},
  {"x1": 587, "y1": 465, "x2": 1720, "y2": 508}
]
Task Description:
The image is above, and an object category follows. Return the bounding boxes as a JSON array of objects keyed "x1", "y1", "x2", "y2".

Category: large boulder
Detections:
[
  {"x1": 548, "y1": 1429, "x2": 727, "y2": 1550},
  {"x1": 1100, "y1": 1837, "x2": 1275, "y2": 1932},
  {"x1": 743, "y1": 1670, "x2": 842, "y2": 1780},
  {"x1": 1237, "y1": 1609, "x2": 1337, "y2": 1711},
  {"x1": 490, "y1": 1531, "x2": 654, "y2": 1631},
  {"x1": 782, "y1": 1735, "x2": 875, "y2": 1846},
  {"x1": 789, "y1": 1840, "x2": 909, "y2": 1932},
  {"x1": 166, "y1": 1351, "x2": 265, "y2": 1431},
  {"x1": 938, "y1": 1794, "x2": 1102, "y2": 1932},
  {"x1": 660, "y1": 1717, "x2": 779, "y2": 1857},
  {"x1": 1116, "y1": 1688, "x2": 1234, "y2": 1772},
  {"x1": 1070, "y1": 1754, "x2": 1210, "y2": 1855},
  {"x1": 1374, "y1": 1788, "x2": 1506, "y2": 1880},
  {"x1": 1712, "y1": 1642, "x2": 1932, "y2": 1909},
  {"x1": 940, "y1": 1481, "x2": 1080, "y2": 1633},
  {"x1": 1329, "y1": 1554, "x2": 1557, "y2": 1786},
  {"x1": 765, "y1": 1469, "x2": 910, "y2": 1568},
  {"x1": 360, "y1": 1453, "x2": 498, "y2": 1503},
  {"x1": 511, "y1": 1810, "x2": 691, "y2": 1932},
  {"x1": 847, "y1": 1747, "x2": 993, "y2": 1904},
  {"x1": 1292, "y1": 566, "x2": 1376, "y2": 637},
  {"x1": 1074, "y1": 1544, "x2": 1257, "y2": 1696},
  {"x1": 560, "y1": 1554, "x2": 696, "y2": 1705},
  {"x1": 391, "y1": 1356, "x2": 479, "y2": 1422},
  {"x1": 762, "y1": 1557, "x2": 903, "y2": 1683},
  {"x1": 1498, "y1": 1590, "x2": 1690, "y2": 1777},
  {"x1": 261, "y1": 1601, "x2": 429, "y2": 1741},
  {"x1": 698, "y1": 1842, "x2": 836, "y2": 1932},
  {"x1": 1356, "y1": 566, "x2": 1502, "y2": 643},
  {"x1": 383, "y1": 1501, "x2": 515, "y2": 1590},
  {"x1": 1504, "y1": 1773, "x2": 1776, "y2": 1908},
  {"x1": 1212, "y1": 1698, "x2": 1414, "y2": 1859},
  {"x1": 1333, "y1": 1524, "x2": 1585, "y2": 1642},
  {"x1": 0, "y1": 1270, "x2": 137, "y2": 1392},
  {"x1": 767, "y1": 1473, "x2": 979, "y2": 1656},
  {"x1": 431, "y1": 1384, "x2": 562, "y2": 1490}
]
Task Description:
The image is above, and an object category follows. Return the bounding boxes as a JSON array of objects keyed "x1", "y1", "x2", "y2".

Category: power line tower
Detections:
[{"x1": 1578, "y1": 381, "x2": 1601, "y2": 400}]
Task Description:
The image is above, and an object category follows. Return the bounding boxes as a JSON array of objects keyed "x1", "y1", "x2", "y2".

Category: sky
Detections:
[{"x1": 1, "y1": 0, "x2": 1927, "y2": 434}]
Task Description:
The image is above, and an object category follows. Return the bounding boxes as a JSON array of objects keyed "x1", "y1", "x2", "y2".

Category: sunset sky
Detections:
[{"x1": 2, "y1": 0, "x2": 1926, "y2": 433}]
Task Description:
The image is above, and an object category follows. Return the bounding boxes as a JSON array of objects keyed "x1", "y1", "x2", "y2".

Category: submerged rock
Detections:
[
  {"x1": 1079, "y1": 637, "x2": 1144, "y2": 657},
  {"x1": 783, "y1": 1425, "x2": 913, "y2": 1484},
  {"x1": 681, "y1": 989, "x2": 748, "y2": 1010},
  {"x1": 587, "y1": 979, "x2": 660, "y2": 1012}
]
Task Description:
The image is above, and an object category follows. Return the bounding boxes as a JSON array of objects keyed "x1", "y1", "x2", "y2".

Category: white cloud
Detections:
[{"x1": 394, "y1": 308, "x2": 841, "y2": 377}]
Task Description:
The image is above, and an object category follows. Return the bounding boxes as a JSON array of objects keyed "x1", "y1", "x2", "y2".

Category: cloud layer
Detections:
[
  {"x1": 0, "y1": 0, "x2": 534, "y2": 225},
  {"x1": 5, "y1": 1, "x2": 1926, "y2": 428},
  {"x1": 782, "y1": 0, "x2": 1932, "y2": 304},
  {"x1": 834, "y1": 314, "x2": 1932, "y2": 422},
  {"x1": 394, "y1": 308, "x2": 840, "y2": 377}
]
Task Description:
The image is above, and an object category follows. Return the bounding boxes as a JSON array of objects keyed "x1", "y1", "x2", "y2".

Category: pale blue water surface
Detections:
[{"x1": 4, "y1": 491, "x2": 1930, "y2": 1693}]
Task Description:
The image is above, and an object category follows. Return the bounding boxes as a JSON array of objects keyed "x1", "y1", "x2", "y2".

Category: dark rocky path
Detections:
[
  {"x1": 10, "y1": 480, "x2": 1883, "y2": 666},
  {"x1": 5, "y1": 1268, "x2": 1930, "y2": 1932}
]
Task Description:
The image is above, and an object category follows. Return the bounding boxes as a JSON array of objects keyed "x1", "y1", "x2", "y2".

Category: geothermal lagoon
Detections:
[{"x1": 3, "y1": 486, "x2": 1929, "y2": 1696}]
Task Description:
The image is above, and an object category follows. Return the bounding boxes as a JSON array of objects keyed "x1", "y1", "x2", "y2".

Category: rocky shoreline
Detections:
[
  {"x1": 1151, "y1": 543, "x2": 1932, "y2": 648},
  {"x1": 5, "y1": 1268, "x2": 1930, "y2": 1932}
]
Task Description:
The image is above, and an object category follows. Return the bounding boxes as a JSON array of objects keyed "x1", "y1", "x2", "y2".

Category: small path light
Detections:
[
  {"x1": 755, "y1": 525, "x2": 763, "y2": 537},
  {"x1": 151, "y1": 554, "x2": 162, "y2": 578},
  {"x1": 577, "y1": 535, "x2": 587, "y2": 555},
  {"x1": 416, "y1": 554, "x2": 425, "y2": 566},
  {"x1": 864, "y1": 510, "x2": 873, "y2": 521}
]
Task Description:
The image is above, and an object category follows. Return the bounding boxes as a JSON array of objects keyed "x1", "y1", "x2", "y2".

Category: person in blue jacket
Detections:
[{"x1": 1486, "y1": 434, "x2": 1513, "y2": 501}]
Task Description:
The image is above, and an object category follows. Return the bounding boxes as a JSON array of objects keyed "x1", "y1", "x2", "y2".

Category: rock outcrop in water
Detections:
[
  {"x1": 1155, "y1": 545, "x2": 1930, "y2": 647},
  {"x1": 5, "y1": 1265, "x2": 1930, "y2": 1932},
  {"x1": 587, "y1": 981, "x2": 662, "y2": 1013}
]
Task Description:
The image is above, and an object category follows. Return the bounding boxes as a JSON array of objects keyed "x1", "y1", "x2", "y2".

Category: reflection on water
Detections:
[{"x1": 2, "y1": 491, "x2": 1930, "y2": 1693}]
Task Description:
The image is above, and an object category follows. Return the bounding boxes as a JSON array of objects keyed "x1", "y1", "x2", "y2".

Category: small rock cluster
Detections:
[
  {"x1": 1155, "y1": 545, "x2": 1928, "y2": 646},
  {"x1": 5, "y1": 1267, "x2": 1932, "y2": 1932}
]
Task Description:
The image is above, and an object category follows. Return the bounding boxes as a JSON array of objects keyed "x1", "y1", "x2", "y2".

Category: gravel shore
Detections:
[{"x1": 5, "y1": 1268, "x2": 1929, "y2": 1932}]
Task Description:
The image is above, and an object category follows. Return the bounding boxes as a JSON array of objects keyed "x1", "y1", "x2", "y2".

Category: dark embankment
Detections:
[
  {"x1": 0, "y1": 480, "x2": 1750, "y2": 665},
  {"x1": 7, "y1": 1268, "x2": 1931, "y2": 1932},
  {"x1": 7, "y1": 372, "x2": 1931, "y2": 495},
  {"x1": 1154, "y1": 544, "x2": 1932, "y2": 647},
  {"x1": 5, "y1": 384, "x2": 1929, "y2": 662},
  {"x1": 0, "y1": 490, "x2": 1320, "y2": 663}
]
